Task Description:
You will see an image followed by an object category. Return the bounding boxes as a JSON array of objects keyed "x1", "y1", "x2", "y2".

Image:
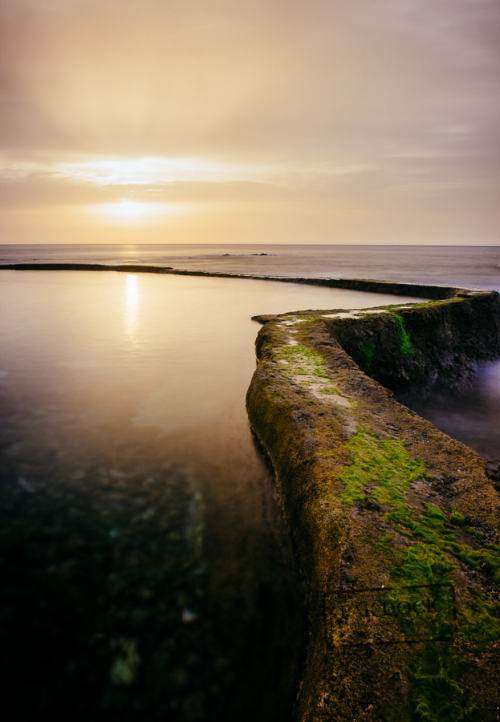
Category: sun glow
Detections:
[
  {"x1": 55, "y1": 157, "x2": 242, "y2": 185},
  {"x1": 94, "y1": 199, "x2": 174, "y2": 223}
]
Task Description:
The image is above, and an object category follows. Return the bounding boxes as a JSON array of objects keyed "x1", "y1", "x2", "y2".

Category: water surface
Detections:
[
  {"x1": 0, "y1": 271, "x2": 420, "y2": 721},
  {"x1": 400, "y1": 360, "x2": 500, "y2": 471},
  {"x1": 2, "y1": 243, "x2": 499, "y2": 290}
]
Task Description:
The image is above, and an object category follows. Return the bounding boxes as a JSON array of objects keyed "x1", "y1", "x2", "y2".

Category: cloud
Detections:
[{"x1": 0, "y1": 0, "x2": 499, "y2": 242}]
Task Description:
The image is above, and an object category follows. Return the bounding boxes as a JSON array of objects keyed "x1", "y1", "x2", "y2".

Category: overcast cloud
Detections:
[{"x1": 1, "y1": 0, "x2": 499, "y2": 243}]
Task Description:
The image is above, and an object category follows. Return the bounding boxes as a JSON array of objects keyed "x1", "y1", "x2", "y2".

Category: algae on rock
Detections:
[{"x1": 247, "y1": 286, "x2": 500, "y2": 721}]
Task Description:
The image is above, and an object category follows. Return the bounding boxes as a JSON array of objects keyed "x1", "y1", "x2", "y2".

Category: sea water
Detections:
[
  {"x1": 1, "y1": 243, "x2": 500, "y2": 291},
  {"x1": 2, "y1": 243, "x2": 499, "y2": 461},
  {"x1": 0, "y1": 267, "x2": 423, "y2": 721}
]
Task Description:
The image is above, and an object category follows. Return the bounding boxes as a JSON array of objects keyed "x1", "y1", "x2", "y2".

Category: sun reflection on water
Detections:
[{"x1": 124, "y1": 274, "x2": 139, "y2": 340}]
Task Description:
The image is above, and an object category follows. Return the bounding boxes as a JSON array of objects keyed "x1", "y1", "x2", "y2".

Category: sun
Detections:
[{"x1": 94, "y1": 199, "x2": 173, "y2": 223}]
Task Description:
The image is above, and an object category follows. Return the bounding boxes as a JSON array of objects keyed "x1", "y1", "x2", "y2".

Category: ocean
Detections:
[
  {"x1": 0, "y1": 259, "x2": 423, "y2": 721},
  {"x1": 0, "y1": 244, "x2": 498, "y2": 720},
  {"x1": 1, "y1": 243, "x2": 500, "y2": 291},
  {"x1": 2, "y1": 243, "x2": 499, "y2": 466}
]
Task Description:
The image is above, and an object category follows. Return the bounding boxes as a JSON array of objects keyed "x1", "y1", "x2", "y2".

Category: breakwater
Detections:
[
  {"x1": 247, "y1": 283, "x2": 499, "y2": 721},
  {"x1": 0, "y1": 262, "x2": 461, "y2": 299}
]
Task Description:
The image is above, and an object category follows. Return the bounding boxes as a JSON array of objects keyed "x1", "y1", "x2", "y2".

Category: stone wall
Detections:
[
  {"x1": 247, "y1": 285, "x2": 500, "y2": 721},
  {"x1": 326, "y1": 291, "x2": 500, "y2": 392}
]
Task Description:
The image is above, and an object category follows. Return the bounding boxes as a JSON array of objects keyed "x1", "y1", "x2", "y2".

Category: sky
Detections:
[{"x1": 1, "y1": 0, "x2": 499, "y2": 245}]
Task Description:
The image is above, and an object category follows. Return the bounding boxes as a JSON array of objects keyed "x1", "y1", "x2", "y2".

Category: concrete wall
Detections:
[{"x1": 247, "y1": 284, "x2": 500, "y2": 721}]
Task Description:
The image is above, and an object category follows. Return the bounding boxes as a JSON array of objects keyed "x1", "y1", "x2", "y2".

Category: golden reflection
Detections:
[{"x1": 124, "y1": 274, "x2": 139, "y2": 340}]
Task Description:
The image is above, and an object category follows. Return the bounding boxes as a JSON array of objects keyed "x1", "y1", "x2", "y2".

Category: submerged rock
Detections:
[{"x1": 109, "y1": 639, "x2": 141, "y2": 686}]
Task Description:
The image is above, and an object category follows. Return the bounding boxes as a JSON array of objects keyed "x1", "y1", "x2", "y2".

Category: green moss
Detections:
[
  {"x1": 322, "y1": 387, "x2": 344, "y2": 396},
  {"x1": 459, "y1": 591, "x2": 500, "y2": 644},
  {"x1": 393, "y1": 544, "x2": 456, "y2": 587},
  {"x1": 408, "y1": 645, "x2": 478, "y2": 722},
  {"x1": 314, "y1": 368, "x2": 331, "y2": 378},
  {"x1": 280, "y1": 313, "x2": 324, "y2": 323},
  {"x1": 279, "y1": 345, "x2": 329, "y2": 378},
  {"x1": 450, "y1": 543, "x2": 482, "y2": 569},
  {"x1": 279, "y1": 345, "x2": 327, "y2": 380},
  {"x1": 483, "y1": 544, "x2": 500, "y2": 583},
  {"x1": 450, "y1": 510, "x2": 465, "y2": 526},
  {"x1": 424, "y1": 504, "x2": 447, "y2": 523},
  {"x1": 465, "y1": 527, "x2": 484, "y2": 540},
  {"x1": 337, "y1": 427, "x2": 497, "y2": 718},
  {"x1": 358, "y1": 341, "x2": 375, "y2": 373},
  {"x1": 384, "y1": 505, "x2": 498, "y2": 712},
  {"x1": 388, "y1": 312, "x2": 415, "y2": 357},
  {"x1": 410, "y1": 297, "x2": 464, "y2": 309},
  {"x1": 376, "y1": 532, "x2": 395, "y2": 554},
  {"x1": 251, "y1": 309, "x2": 498, "y2": 720},
  {"x1": 279, "y1": 344, "x2": 317, "y2": 360},
  {"x1": 339, "y1": 428, "x2": 426, "y2": 506},
  {"x1": 278, "y1": 345, "x2": 351, "y2": 399}
]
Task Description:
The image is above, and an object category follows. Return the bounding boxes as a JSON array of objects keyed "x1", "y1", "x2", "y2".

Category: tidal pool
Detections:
[{"x1": 0, "y1": 271, "x2": 421, "y2": 721}]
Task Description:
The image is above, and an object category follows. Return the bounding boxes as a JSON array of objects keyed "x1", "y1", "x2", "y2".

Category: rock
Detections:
[
  {"x1": 246, "y1": 291, "x2": 500, "y2": 720},
  {"x1": 109, "y1": 640, "x2": 140, "y2": 686}
]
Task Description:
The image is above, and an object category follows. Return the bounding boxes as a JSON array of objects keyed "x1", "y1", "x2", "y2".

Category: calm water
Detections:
[
  {"x1": 2, "y1": 243, "x2": 499, "y2": 463},
  {"x1": 0, "y1": 270, "x2": 421, "y2": 721},
  {"x1": 400, "y1": 361, "x2": 500, "y2": 471},
  {"x1": 1, "y1": 243, "x2": 500, "y2": 290}
]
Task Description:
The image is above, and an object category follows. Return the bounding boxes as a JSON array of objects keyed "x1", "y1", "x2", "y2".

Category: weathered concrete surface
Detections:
[
  {"x1": 326, "y1": 291, "x2": 500, "y2": 392},
  {"x1": 247, "y1": 289, "x2": 499, "y2": 721}
]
